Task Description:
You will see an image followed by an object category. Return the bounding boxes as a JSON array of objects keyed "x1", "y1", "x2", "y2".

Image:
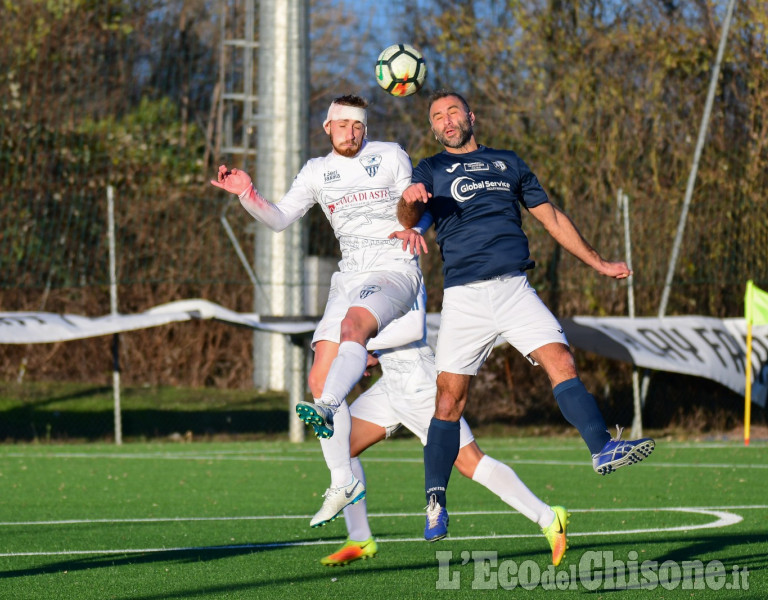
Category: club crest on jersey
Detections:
[
  {"x1": 493, "y1": 161, "x2": 507, "y2": 172},
  {"x1": 360, "y1": 154, "x2": 383, "y2": 177},
  {"x1": 359, "y1": 285, "x2": 381, "y2": 299},
  {"x1": 463, "y1": 161, "x2": 489, "y2": 172},
  {"x1": 324, "y1": 170, "x2": 340, "y2": 183}
]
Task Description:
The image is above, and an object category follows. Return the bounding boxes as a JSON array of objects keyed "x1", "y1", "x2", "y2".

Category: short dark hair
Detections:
[
  {"x1": 428, "y1": 90, "x2": 471, "y2": 115},
  {"x1": 332, "y1": 94, "x2": 369, "y2": 109}
]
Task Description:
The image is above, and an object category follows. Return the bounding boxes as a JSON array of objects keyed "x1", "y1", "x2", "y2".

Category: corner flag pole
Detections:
[
  {"x1": 744, "y1": 321, "x2": 752, "y2": 447},
  {"x1": 744, "y1": 280, "x2": 754, "y2": 447}
]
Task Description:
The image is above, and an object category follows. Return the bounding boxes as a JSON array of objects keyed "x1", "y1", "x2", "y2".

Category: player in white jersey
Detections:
[
  {"x1": 318, "y1": 309, "x2": 569, "y2": 568},
  {"x1": 211, "y1": 95, "x2": 427, "y2": 530}
]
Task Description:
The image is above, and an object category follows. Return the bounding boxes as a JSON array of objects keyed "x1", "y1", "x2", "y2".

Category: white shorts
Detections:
[
  {"x1": 435, "y1": 272, "x2": 568, "y2": 375},
  {"x1": 350, "y1": 379, "x2": 474, "y2": 447},
  {"x1": 312, "y1": 270, "x2": 422, "y2": 350}
]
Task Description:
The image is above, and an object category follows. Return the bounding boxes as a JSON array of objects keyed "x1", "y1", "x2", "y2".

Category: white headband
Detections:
[{"x1": 323, "y1": 102, "x2": 368, "y2": 130}]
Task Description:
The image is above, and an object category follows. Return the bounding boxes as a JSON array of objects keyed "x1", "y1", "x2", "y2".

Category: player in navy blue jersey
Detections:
[{"x1": 398, "y1": 90, "x2": 655, "y2": 542}]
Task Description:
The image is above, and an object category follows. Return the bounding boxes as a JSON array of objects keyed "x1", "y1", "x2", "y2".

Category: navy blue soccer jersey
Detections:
[{"x1": 411, "y1": 145, "x2": 550, "y2": 288}]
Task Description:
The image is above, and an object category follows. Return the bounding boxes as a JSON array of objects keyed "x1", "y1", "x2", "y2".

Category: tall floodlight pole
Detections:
[
  {"x1": 255, "y1": 0, "x2": 309, "y2": 441},
  {"x1": 641, "y1": 0, "x2": 736, "y2": 408}
]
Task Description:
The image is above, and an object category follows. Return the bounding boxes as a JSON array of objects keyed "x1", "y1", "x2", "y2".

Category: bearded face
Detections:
[
  {"x1": 327, "y1": 119, "x2": 365, "y2": 157},
  {"x1": 429, "y1": 95, "x2": 476, "y2": 151},
  {"x1": 433, "y1": 114, "x2": 473, "y2": 149}
]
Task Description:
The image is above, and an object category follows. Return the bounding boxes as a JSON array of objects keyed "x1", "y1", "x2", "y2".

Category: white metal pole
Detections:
[
  {"x1": 619, "y1": 190, "x2": 643, "y2": 438},
  {"x1": 107, "y1": 185, "x2": 123, "y2": 445}
]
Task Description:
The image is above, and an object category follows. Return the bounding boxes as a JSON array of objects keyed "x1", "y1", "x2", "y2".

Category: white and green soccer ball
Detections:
[{"x1": 375, "y1": 44, "x2": 427, "y2": 97}]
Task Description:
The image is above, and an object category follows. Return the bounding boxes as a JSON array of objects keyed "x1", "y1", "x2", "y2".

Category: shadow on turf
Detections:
[
  {"x1": 2, "y1": 531, "x2": 765, "y2": 597},
  {"x1": 1, "y1": 542, "x2": 301, "y2": 580},
  {"x1": 561, "y1": 531, "x2": 767, "y2": 592},
  {"x1": 0, "y1": 408, "x2": 288, "y2": 441},
  {"x1": 0, "y1": 539, "x2": 437, "y2": 596}
]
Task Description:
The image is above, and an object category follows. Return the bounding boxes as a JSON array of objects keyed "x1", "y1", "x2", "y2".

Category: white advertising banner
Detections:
[
  {"x1": 2, "y1": 301, "x2": 767, "y2": 397},
  {"x1": 0, "y1": 299, "x2": 318, "y2": 345},
  {"x1": 564, "y1": 316, "x2": 768, "y2": 396}
]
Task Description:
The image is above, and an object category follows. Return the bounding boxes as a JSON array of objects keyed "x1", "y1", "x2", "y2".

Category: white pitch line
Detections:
[
  {"x1": 382, "y1": 509, "x2": 744, "y2": 542},
  {"x1": 0, "y1": 451, "x2": 766, "y2": 470},
  {"x1": 0, "y1": 506, "x2": 755, "y2": 558},
  {"x1": 0, "y1": 440, "x2": 764, "y2": 460},
  {"x1": 1, "y1": 505, "x2": 765, "y2": 528}
]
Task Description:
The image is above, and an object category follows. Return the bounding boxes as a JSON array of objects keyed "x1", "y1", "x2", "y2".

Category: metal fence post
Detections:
[{"x1": 107, "y1": 185, "x2": 123, "y2": 445}]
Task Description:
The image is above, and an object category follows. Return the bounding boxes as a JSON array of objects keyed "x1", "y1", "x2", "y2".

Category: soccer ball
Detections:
[{"x1": 375, "y1": 44, "x2": 427, "y2": 97}]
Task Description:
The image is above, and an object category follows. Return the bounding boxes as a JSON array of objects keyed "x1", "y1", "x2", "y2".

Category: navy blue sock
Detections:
[
  {"x1": 424, "y1": 417, "x2": 460, "y2": 507},
  {"x1": 553, "y1": 378, "x2": 611, "y2": 454}
]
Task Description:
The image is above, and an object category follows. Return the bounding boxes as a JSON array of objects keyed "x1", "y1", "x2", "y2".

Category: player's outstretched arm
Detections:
[
  {"x1": 211, "y1": 164, "x2": 305, "y2": 233},
  {"x1": 210, "y1": 165, "x2": 252, "y2": 196},
  {"x1": 529, "y1": 202, "x2": 632, "y2": 280}
]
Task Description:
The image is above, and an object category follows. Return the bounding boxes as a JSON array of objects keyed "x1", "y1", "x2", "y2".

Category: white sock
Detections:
[
  {"x1": 343, "y1": 457, "x2": 372, "y2": 541},
  {"x1": 320, "y1": 341, "x2": 369, "y2": 407},
  {"x1": 319, "y1": 401, "x2": 354, "y2": 487},
  {"x1": 472, "y1": 455, "x2": 553, "y2": 527}
]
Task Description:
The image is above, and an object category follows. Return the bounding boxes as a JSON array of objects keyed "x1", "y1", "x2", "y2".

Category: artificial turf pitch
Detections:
[{"x1": 0, "y1": 437, "x2": 766, "y2": 599}]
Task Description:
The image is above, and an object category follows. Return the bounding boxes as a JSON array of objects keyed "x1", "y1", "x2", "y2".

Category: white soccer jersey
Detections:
[
  {"x1": 376, "y1": 341, "x2": 437, "y2": 398},
  {"x1": 350, "y1": 340, "x2": 475, "y2": 447},
  {"x1": 280, "y1": 140, "x2": 417, "y2": 273}
]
